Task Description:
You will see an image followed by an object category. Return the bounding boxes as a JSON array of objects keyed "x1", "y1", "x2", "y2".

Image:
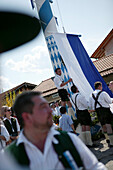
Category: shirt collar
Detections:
[{"x1": 16, "y1": 126, "x2": 60, "y2": 146}]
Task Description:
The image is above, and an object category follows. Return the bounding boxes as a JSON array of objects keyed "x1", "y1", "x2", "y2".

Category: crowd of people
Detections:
[{"x1": 0, "y1": 68, "x2": 113, "y2": 169}]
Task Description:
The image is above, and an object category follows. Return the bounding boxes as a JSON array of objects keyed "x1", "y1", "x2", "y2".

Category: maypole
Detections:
[
  {"x1": 35, "y1": 0, "x2": 77, "y2": 119},
  {"x1": 35, "y1": 0, "x2": 74, "y2": 97}
]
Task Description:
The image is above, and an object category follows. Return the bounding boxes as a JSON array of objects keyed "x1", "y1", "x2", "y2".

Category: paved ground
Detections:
[
  {"x1": 76, "y1": 125, "x2": 113, "y2": 169},
  {"x1": 89, "y1": 138, "x2": 113, "y2": 170}
]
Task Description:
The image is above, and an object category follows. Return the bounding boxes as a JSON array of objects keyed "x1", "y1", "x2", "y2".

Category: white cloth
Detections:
[
  {"x1": 89, "y1": 90, "x2": 112, "y2": 110},
  {"x1": 0, "y1": 125, "x2": 10, "y2": 150},
  {"x1": 55, "y1": 106, "x2": 61, "y2": 116},
  {"x1": 72, "y1": 93, "x2": 88, "y2": 110},
  {"x1": 54, "y1": 74, "x2": 67, "y2": 90},
  {"x1": 4, "y1": 117, "x2": 20, "y2": 132},
  {"x1": 16, "y1": 126, "x2": 106, "y2": 170},
  {"x1": 51, "y1": 109, "x2": 58, "y2": 116},
  {"x1": 59, "y1": 114, "x2": 73, "y2": 132}
]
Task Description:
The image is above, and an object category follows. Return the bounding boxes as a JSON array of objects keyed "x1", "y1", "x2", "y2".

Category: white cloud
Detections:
[
  {"x1": 0, "y1": 76, "x2": 16, "y2": 92},
  {"x1": 5, "y1": 45, "x2": 52, "y2": 73}
]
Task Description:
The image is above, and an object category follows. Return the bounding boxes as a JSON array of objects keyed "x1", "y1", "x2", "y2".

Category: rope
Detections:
[{"x1": 56, "y1": 0, "x2": 66, "y2": 33}]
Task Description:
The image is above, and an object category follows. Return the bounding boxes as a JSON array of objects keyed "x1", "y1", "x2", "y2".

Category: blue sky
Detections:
[{"x1": 0, "y1": 0, "x2": 113, "y2": 92}]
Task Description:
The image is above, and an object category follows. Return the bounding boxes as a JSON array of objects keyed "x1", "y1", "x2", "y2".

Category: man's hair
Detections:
[
  {"x1": 60, "y1": 106, "x2": 66, "y2": 114},
  {"x1": 13, "y1": 91, "x2": 41, "y2": 128},
  {"x1": 71, "y1": 85, "x2": 77, "y2": 93},
  {"x1": 109, "y1": 81, "x2": 113, "y2": 84},
  {"x1": 94, "y1": 81, "x2": 102, "y2": 89},
  {"x1": 55, "y1": 68, "x2": 60, "y2": 73}
]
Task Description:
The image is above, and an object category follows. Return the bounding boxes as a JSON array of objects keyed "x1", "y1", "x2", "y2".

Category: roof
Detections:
[
  {"x1": 0, "y1": 82, "x2": 37, "y2": 95},
  {"x1": 33, "y1": 77, "x2": 58, "y2": 97},
  {"x1": 91, "y1": 29, "x2": 113, "y2": 59},
  {"x1": 93, "y1": 54, "x2": 113, "y2": 76}
]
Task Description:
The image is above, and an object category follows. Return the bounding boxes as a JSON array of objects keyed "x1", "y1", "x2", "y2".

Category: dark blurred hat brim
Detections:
[{"x1": 0, "y1": 12, "x2": 41, "y2": 53}]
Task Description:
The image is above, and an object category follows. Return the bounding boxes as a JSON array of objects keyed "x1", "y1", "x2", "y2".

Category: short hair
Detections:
[
  {"x1": 71, "y1": 85, "x2": 77, "y2": 93},
  {"x1": 109, "y1": 81, "x2": 113, "y2": 84},
  {"x1": 60, "y1": 106, "x2": 66, "y2": 114},
  {"x1": 55, "y1": 68, "x2": 60, "y2": 73},
  {"x1": 94, "y1": 81, "x2": 102, "y2": 89},
  {"x1": 13, "y1": 91, "x2": 41, "y2": 128}
]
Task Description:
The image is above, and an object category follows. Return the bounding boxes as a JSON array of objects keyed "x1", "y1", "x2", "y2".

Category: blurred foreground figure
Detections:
[{"x1": 5, "y1": 91, "x2": 106, "y2": 170}]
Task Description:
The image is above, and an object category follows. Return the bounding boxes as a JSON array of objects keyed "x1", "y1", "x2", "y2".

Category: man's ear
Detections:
[{"x1": 22, "y1": 112, "x2": 32, "y2": 125}]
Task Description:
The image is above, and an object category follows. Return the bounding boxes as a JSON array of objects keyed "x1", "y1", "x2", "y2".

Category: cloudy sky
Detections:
[{"x1": 0, "y1": 0, "x2": 113, "y2": 92}]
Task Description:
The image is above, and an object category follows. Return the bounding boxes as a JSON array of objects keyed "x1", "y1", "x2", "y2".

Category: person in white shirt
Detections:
[
  {"x1": 109, "y1": 81, "x2": 113, "y2": 93},
  {"x1": 5, "y1": 91, "x2": 106, "y2": 170},
  {"x1": 54, "y1": 101, "x2": 61, "y2": 116},
  {"x1": 71, "y1": 85, "x2": 94, "y2": 147},
  {"x1": 50, "y1": 102, "x2": 58, "y2": 116},
  {"x1": 0, "y1": 111, "x2": 10, "y2": 150},
  {"x1": 89, "y1": 81, "x2": 113, "y2": 147},
  {"x1": 54, "y1": 68, "x2": 76, "y2": 120},
  {"x1": 3, "y1": 106, "x2": 20, "y2": 143}
]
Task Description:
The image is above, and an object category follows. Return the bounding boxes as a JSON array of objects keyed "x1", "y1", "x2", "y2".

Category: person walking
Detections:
[
  {"x1": 89, "y1": 81, "x2": 113, "y2": 147},
  {"x1": 5, "y1": 91, "x2": 106, "y2": 169},
  {"x1": 71, "y1": 85, "x2": 94, "y2": 147},
  {"x1": 54, "y1": 68, "x2": 76, "y2": 120}
]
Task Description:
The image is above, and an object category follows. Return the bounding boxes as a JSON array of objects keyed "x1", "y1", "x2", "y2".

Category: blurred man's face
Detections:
[
  {"x1": 109, "y1": 82, "x2": 113, "y2": 92},
  {"x1": 56, "y1": 69, "x2": 61, "y2": 76},
  {"x1": 27, "y1": 95, "x2": 53, "y2": 132}
]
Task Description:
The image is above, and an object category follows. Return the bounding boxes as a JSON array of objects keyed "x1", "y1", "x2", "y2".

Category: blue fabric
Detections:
[
  {"x1": 66, "y1": 34, "x2": 113, "y2": 97},
  {"x1": 39, "y1": 0, "x2": 53, "y2": 31}
]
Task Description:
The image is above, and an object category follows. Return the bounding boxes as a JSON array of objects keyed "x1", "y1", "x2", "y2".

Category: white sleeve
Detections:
[
  {"x1": 15, "y1": 118, "x2": 20, "y2": 132},
  {"x1": 1, "y1": 125, "x2": 10, "y2": 142},
  {"x1": 103, "y1": 92, "x2": 112, "y2": 104},
  {"x1": 68, "y1": 133, "x2": 107, "y2": 170}
]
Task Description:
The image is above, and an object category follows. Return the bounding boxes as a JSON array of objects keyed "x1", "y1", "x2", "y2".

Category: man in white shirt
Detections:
[
  {"x1": 89, "y1": 81, "x2": 113, "y2": 147},
  {"x1": 54, "y1": 68, "x2": 76, "y2": 120},
  {"x1": 71, "y1": 85, "x2": 93, "y2": 147},
  {"x1": 109, "y1": 81, "x2": 113, "y2": 93},
  {"x1": 5, "y1": 91, "x2": 106, "y2": 170}
]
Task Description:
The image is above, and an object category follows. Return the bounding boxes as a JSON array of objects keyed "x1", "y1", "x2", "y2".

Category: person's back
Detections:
[{"x1": 59, "y1": 106, "x2": 75, "y2": 132}]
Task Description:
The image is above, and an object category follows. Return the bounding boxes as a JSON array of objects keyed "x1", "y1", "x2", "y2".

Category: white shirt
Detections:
[
  {"x1": 89, "y1": 90, "x2": 112, "y2": 110},
  {"x1": 72, "y1": 93, "x2": 88, "y2": 110},
  {"x1": 16, "y1": 126, "x2": 106, "y2": 170},
  {"x1": 4, "y1": 117, "x2": 20, "y2": 132},
  {"x1": 54, "y1": 74, "x2": 67, "y2": 90},
  {"x1": 0, "y1": 124, "x2": 10, "y2": 150},
  {"x1": 55, "y1": 106, "x2": 61, "y2": 116}
]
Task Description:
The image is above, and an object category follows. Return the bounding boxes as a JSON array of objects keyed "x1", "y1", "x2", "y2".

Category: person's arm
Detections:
[
  {"x1": 1, "y1": 125, "x2": 10, "y2": 142},
  {"x1": 70, "y1": 124, "x2": 76, "y2": 133},
  {"x1": 103, "y1": 92, "x2": 112, "y2": 104},
  {"x1": 0, "y1": 135, "x2": 6, "y2": 141},
  {"x1": 60, "y1": 78, "x2": 72, "y2": 87},
  {"x1": 68, "y1": 133, "x2": 107, "y2": 170}
]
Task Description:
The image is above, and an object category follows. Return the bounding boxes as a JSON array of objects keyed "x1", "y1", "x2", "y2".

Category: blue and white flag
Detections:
[{"x1": 46, "y1": 33, "x2": 113, "y2": 101}]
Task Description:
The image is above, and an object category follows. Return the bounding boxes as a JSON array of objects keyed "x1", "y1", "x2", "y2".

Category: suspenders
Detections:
[{"x1": 92, "y1": 91, "x2": 102, "y2": 110}]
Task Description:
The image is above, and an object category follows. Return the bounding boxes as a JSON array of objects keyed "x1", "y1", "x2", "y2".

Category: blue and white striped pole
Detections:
[
  {"x1": 35, "y1": 0, "x2": 74, "y2": 95},
  {"x1": 35, "y1": 0, "x2": 76, "y2": 118}
]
